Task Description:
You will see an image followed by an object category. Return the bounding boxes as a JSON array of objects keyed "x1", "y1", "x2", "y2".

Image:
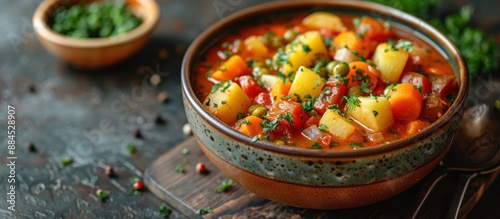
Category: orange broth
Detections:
[{"x1": 194, "y1": 12, "x2": 457, "y2": 150}]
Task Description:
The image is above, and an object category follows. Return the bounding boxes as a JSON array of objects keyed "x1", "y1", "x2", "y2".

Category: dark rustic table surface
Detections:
[{"x1": 1, "y1": 0, "x2": 499, "y2": 218}]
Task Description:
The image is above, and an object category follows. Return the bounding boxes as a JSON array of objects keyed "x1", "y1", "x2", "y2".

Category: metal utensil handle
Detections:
[
  {"x1": 445, "y1": 172, "x2": 478, "y2": 219},
  {"x1": 405, "y1": 166, "x2": 448, "y2": 219}
]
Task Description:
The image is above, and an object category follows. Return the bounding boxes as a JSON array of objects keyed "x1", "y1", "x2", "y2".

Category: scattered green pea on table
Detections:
[{"x1": 50, "y1": 2, "x2": 142, "y2": 38}]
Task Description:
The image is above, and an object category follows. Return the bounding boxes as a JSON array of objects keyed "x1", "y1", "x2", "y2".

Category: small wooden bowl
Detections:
[
  {"x1": 33, "y1": 0, "x2": 159, "y2": 69},
  {"x1": 182, "y1": 0, "x2": 469, "y2": 209}
]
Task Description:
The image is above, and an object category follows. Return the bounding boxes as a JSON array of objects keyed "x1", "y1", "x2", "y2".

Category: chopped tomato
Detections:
[
  {"x1": 318, "y1": 134, "x2": 334, "y2": 148},
  {"x1": 239, "y1": 76, "x2": 264, "y2": 98},
  {"x1": 254, "y1": 92, "x2": 273, "y2": 108},
  {"x1": 305, "y1": 116, "x2": 321, "y2": 127},
  {"x1": 265, "y1": 99, "x2": 309, "y2": 128},
  {"x1": 400, "y1": 72, "x2": 432, "y2": 94},
  {"x1": 314, "y1": 82, "x2": 348, "y2": 114},
  {"x1": 347, "y1": 130, "x2": 364, "y2": 144},
  {"x1": 372, "y1": 78, "x2": 387, "y2": 96}
]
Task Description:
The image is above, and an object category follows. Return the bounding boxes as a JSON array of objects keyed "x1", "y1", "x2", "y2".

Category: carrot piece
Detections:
[
  {"x1": 332, "y1": 31, "x2": 372, "y2": 57},
  {"x1": 405, "y1": 120, "x2": 431, "y2": 136},
  {"x1": 237, "y1": 115, "x2": 264, "y2": 137},
  {"x1": 210, "y1": 55, "x2": 251, "y2": 81},
  {"x1": 346, "y1": 61, "x2": 379, "y2": 91},
  {"x1": 355, "y1": 17, "x2": 393, "y2": 43},
  {"x1": 270, "y1": 80, "x2": 292, "y2": 100},
  {"x1": 391, "y1": 120, "x2": 430, "y2": 138},
  {"x1": 387, "y1": 83, "x2": 424, "y2": 121},
  {"x1": 268, "y1": 24, "x2": 287, "y2": 36}
]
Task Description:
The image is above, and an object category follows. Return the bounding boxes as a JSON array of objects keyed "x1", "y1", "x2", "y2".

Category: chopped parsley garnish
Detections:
[
  {"x1": 261, "y1": 114, "x2": 283, "y2": 134},
  {"x1": 221, "y1": 100, "x2": 227, "y2": 105},
  {"x1": 212, "y1": 103, "x2": 218, "y2": 108},
  {"x1": 236, "y1": 112, "x2": 246, "y2": 120},
  {"x1": 158, "y1": 204, "x2": 172, "y2": 218},
  {"x1": 311, "y1": 142, "x2": 322, "y2": 149},
  {"x1": 414, "y1": 85, "x2": 424, "y2": 94},
  {"x1": 251, "y1": 136, "x2": 260, "y2": 142},
  {"x1": 301, "y1": 96, "x2": 316, "y2": 112},
  {"x1": 319, "y1": 124, "x2": 328, "y2": 132},
  {"x1": 284, "y1": 112, "x2": 294, "y2": 125},
  {"x1": 196, "y1": 207, "x2": 213, "y2": 215},
  {"x1": 127, "y1": 145, "x2": 136, "y2": 154},
  {"x1": 97, "y1": 190, "x2": 109, "y2": 202},
  {"x1": 329, "y1": 141, "x2": 338, "y2": 148},
  {"x1": 353, "y1": 17, "x2": 361, "y2": 28},
  {"x1": 370, "y1": 93, "x2": 379, "y2": 101},
  {"x1": 210, "y1": 82, "x2": 222, "y2": 94},
  {"x1": 175, "y1": 163, "x2": 184, "y2": 173},
  {"x1": 384, "y1": 21, "x2": 391, "y2": 30},
  {"x1": 302, "y1": 44, "x2": 312, "y2": 53},
  {"x1": 220, "y1": 81, "x2": 232, "y2": 92},
  {"x1": 214, "y1": 179, "x2": 233, "y2": 193},
  {"x1": 223, "y1": 51, "x2": 232, "y2": 58},
  {"x1": 373, "y1": 110, "x2": 379, "y2": 117},
  {"x1": 221, "y1": 41, "x2": 230, "y2": 49},
  {"x1": 360, "y1": 81, "x2": 373, "y2": 93},
  {"x1": 395, "y1": 39, "x2": 414, "y2": 52},
  {"x1": 327, "y1": 104, "x2": 346, "y2": 117},
  {"x1": 204, "y1": 98, "x2": 211, "y2": 107},
  {"x1": 61, "y1": 157, "x2": 73, "y2": 166},
  {"x1": 345, "y1": 95, "x2": 361, "y2": 115},
  {"x1": 349, "y1": 142, "x2": 362, "y2": 148},
  {"x1": 242, "y1": 119, "x2": 251, "y2": 125}
]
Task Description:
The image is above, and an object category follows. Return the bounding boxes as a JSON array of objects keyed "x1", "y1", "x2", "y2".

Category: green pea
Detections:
[
  {"x1": 247, "y1": 105, "x2": 261, "y2": 115},
  {"x1": 333, "y1": 62, "x2": 349, "y2": 76},
  {"x1": 317, "y1": 67, "x2": 328, "y2": 78},
  {"x1": 251, "y1": 106, "x2": 268, "y2": 118},
  {"x1": 270, "y1": 37, "x2": 284, "y2": 48},
  {"x1": 347, "y1": 86, "x2": 364, "y2": 97},
  {"x1": 274, "y1": 140, "x2": 286, "y2": 145},
  {"x1": 326, "y1": 61, "x2": 339, "y2": 75},
  {"x1": 283, "y1": 29, "x2": 298, "y2": 42}
]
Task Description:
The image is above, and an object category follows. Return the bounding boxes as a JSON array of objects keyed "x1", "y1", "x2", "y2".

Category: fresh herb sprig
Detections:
[{"x1": 430, "y1": 6, "x2": 499, "y2": 80}]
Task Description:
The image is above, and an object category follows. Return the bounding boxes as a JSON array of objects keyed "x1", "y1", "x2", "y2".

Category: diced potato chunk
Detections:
[
  {"x1": 204, "y1": 81, "x2": 251, "y2": 124},
  {"x1": 288, "y1": 66, "x2": 325, "y2": 101},
  {"x1": 244, "y1": 35, "x2": 268, "y2": 59},
  {"x1": 319, "y1": 109, "x2": 355, "y2": 141},
  {"x1": 302, "y1": 11, "x2": 347, "y2": 33},
  {"x1": 373, "y1": 43, "x2": 409, "y2": 83},
  {"x1": 259, "y1": 74, "x2": 282, "y2": 90},
  {"x1": 350, "y1": 96, "x2": 393, "y2": 132},
  {"x1": 282, "y1": 31, "x2": 328, "y2": 74}
]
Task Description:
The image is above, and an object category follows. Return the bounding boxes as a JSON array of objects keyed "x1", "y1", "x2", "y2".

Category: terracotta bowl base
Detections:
[{"x1": 197, "y1": 138, "x2": 449, "y2": 209}]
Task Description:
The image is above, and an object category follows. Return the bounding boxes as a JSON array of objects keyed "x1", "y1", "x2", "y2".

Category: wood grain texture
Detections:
[{"x1": 144, "y1": 137, "x2": 500, "y2": 218}]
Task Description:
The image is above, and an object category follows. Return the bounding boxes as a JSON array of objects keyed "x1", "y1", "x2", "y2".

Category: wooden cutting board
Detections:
[{"x1": 143, "y1": 137, "x2": 499, "y2": 218}]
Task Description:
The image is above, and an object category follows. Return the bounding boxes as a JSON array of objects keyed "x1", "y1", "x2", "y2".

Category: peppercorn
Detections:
[
  {"x1": 105, "y1": 165, "x2": 114, "y2": 177},
  {"x1": 196, "y1": 162, "x2": 206, "y2": 174},
  {"x1": 133, "y1": 181, "x2": 144, "y2": 190}
]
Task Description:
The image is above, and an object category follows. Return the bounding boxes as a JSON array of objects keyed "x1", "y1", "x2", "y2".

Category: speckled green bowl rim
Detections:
[{"x1": 182, "y1": 0, "x2": 469, "y2": 158}]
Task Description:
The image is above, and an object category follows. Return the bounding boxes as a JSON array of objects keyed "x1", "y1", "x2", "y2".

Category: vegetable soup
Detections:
[{"x1": 194, "y1": 11, "x2": 458, "y2": 150}]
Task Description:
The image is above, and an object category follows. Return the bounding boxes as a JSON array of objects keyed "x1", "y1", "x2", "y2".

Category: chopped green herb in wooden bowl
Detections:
[
  {"x1": 50, "y1": 2, "x2": 142, "y2": 38},
  {"x1": 33, "y1": 0, "x2": 159, "y2": 69}
]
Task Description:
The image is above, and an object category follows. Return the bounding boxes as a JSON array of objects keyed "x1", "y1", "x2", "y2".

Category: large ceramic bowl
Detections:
[
  {"x1": 33, "y1": 0, "x2": 159, "y2": 69},
  {"x1": 182, "y1": 0, "x2": 468, "y2": 209}
]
